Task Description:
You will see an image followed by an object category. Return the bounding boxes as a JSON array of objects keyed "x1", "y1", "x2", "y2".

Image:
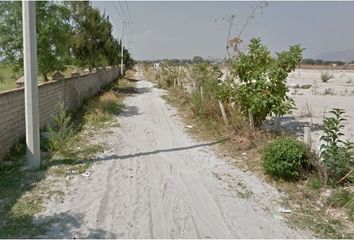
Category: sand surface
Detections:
[
  {"x1": 278, "y1": 69, "x2": 354, "y2": 152},
  {"x1": 36, "y1": 68, "x2": 310, "y2": 238}
]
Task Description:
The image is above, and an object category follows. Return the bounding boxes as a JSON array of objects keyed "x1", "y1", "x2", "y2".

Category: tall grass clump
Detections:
[
  {"x1": 84, "y1": 91, "x2": 123, "y2": 128},
  {"x1": 156, "y1": 63, "x2": 186, "y2": 89},
  {"x1": 187, "y1": 63, "x2": 222, "y2": 118}
]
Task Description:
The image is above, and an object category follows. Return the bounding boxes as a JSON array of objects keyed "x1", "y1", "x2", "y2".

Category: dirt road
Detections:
[{"x1": 38, "y1": 68, "x2": 310, "y2": 238}]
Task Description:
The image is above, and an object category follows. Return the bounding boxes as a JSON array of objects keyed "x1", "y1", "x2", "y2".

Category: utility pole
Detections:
[
  {"x1": 120, "y1": 21, "x2": 125, "y2": 76},
  {"x1": 23, "y1": 0, "x2": 40, "y2": 170}
]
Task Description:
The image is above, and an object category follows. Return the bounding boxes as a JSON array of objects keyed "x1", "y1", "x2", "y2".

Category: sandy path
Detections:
[{"x1": 37, "y1": 68, "x2": 311, "y2": 238}]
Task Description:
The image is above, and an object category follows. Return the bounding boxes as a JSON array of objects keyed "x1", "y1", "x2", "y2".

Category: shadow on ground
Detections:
[
  {"x1": 35, "y1": 212, "x2": 117, "y2": 238},
  {"x1": 125, "y1": 77, "x2": 140, "y2": 83},
  {"x1": 263, "y1": 116, "x2": 323, "y2": 137},
  {"x1": 117, "y1": 86, "x2": 150, "y2": 95},
  {"x1": 120, "y1": 105, "x2": 140, "y2": 118},
  {"x1": 94, "y1": 139, "x2": 227, "y2": 162}
]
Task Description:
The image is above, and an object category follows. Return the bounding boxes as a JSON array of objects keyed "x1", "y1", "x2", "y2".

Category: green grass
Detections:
[{"x1": 0, "y1": 64, "x2": 18, "y2": 92}]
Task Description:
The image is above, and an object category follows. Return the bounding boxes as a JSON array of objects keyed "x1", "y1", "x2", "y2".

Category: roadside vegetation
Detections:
[
  {"x1": 0, "y1": 71, "x2": 136, "y2": 238},
  {"x1": 143, "y1": 38, "x2": 354, "y2": 238}
]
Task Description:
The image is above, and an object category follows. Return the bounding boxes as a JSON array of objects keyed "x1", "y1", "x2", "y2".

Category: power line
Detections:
[
  {"x1": 117, "y1": 1, "x2": 127, "y2": 19},
  {"x1": 110, "y1": 1, "x2": 123, "y2": 20},
  {"x1": 110, "y1": 1, "x2": 134, "y2": 57},
  {"x1": 125, "y1": 1, "x2": 132, "y2": 20}
]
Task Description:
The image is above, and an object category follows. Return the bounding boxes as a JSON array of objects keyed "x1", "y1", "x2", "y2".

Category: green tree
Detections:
[
  {"x1": 70, "y1": 2, "x2": 120, "y2": 70},
  {"x1": 224, "y1": 38, "x2": 303, "y2": 126},
  {"x1": 192, "y1": 56, "x2": 204, "y2": 63},
  {"x1": 0, "y1": 1, "x2": 72, "y2": 81},
  {"x1": 123, "y1": 47, "x2": 135, "y2": 69}
]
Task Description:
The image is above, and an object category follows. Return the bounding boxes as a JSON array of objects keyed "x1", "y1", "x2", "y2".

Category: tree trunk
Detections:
[{"x1": 43, "y1": 73, "x2": 48, "y2": 82}]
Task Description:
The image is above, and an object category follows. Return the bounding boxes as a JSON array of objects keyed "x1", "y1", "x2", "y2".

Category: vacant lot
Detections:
[{"x1": 273, "y1": 69, "x2": 354, "y2": 152}]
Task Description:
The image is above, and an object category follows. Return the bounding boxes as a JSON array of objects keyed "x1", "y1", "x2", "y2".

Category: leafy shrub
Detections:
[
  {"x1": 262, "y1": 137, "x2": 312, "y2": 181},
  {"x1": 321, "y1": 71, "x2": 334, "y2": 82},
  {"x1": 320, "y1": 108, "x2": 354, "y2": 184},
  {"x1": 224, "y1": 38, "x2": 303, "y2": 127}
]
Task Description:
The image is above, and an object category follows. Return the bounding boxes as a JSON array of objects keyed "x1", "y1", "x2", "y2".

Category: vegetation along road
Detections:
[{"x1": 37, "y1": 68, "x2": 310, "y2": 238}]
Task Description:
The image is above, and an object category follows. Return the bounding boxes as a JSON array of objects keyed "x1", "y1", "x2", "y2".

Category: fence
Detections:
[{"x1": 0, "y1": 67, "x2": 121, "y2": 161}]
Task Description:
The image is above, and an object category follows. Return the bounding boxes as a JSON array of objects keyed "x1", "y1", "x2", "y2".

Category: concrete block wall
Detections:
[{"x1": 0, "y1": 67, "x2": 121, "y2": 161}]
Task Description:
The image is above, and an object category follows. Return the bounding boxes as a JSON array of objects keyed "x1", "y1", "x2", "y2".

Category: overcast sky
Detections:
[{"x1": 93, "y1": 1, "x2": 354, "y2": 60}]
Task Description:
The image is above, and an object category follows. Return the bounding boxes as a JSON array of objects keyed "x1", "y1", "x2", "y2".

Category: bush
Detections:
[
  {"x1": 262, "y1": 137, "x2": 312, "y2": 181},
  {"x1": 321, "y1": 71, "x2": 333, "y2": 82}
]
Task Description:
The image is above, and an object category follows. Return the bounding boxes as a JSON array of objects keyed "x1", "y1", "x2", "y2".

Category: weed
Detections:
[
  {"x1": 323, "y1": 88, "x2": 334, "y2": 95},
  {"x1": 46, "y1": 102, "x2": 74, "y2": 154},
  {"x1": 327, "y1": 188, "x2": 353, "y2": 208},
  {"x1": 84, "y1": 91, "x2": 123, "y2": 128},
  {"x1": 307, "y1": 176, "x2": 324, "y2": 190},
  {"x1": 300, "y1": 101, "x2": 313, "y2": 118},
  {"x1": 321, "y1": 71, "x2": 334, "y2": 82},
  {"x1": 301, "y1": 84, "x2": 312, "y2": 89},
  {"x1": 311, "y1": 85, "x2": 318, "y2": 95}
]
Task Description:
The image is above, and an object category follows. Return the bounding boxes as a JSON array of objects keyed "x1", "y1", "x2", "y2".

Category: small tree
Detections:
[
  {"x1": 226, "y1": 38, "x2": 303, "y2": 127},
  {"x1": 320, "y1": 108, "x2": 354, "y2": 184}
]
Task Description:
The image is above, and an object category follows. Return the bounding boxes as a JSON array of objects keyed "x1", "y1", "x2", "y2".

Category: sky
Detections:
[{"x1": 93, "y1": 1, "x2": 354, "y2": 61}]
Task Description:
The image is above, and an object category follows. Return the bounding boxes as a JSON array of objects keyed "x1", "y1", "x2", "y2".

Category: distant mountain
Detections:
[{"x1": 315, "y1": 50, "x2": 354, "y2": 62}]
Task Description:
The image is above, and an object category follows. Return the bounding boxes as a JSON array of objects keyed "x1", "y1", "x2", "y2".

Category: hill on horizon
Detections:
[{"x1": 315, "y1": 50, "x2": 354, "y2": 62}]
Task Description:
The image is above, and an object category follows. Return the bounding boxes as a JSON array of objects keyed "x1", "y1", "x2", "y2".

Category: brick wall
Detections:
[{"x1": 0, "y1": 67, "x2": 121, "y2": 161}]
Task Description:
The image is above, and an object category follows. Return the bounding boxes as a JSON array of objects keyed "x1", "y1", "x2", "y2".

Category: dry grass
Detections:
[
  {"x1": 84, "y1": 91, "x2": 123, "y2": 129},
  {"x1": 143, "y1": 66, "x2": 158, "y2": 83},
  {"x1": 161, "y1": 79, "x2": 354, "y2": 239},
  {"x1": 163, "y1": 87, "x2": 273, "y2": 157}
]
